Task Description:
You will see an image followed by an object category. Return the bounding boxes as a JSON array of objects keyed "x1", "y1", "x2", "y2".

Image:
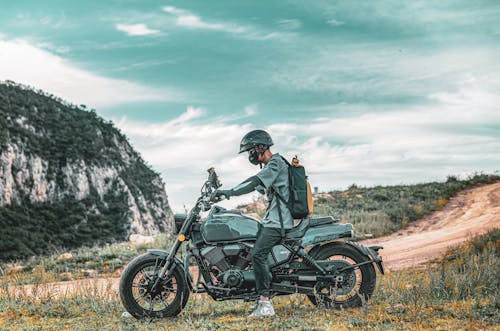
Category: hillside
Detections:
[
  {"x1": 362, "y1": 181, "x2": 500, "y2": 270},
  {"x1": 0, "y1": 81, "x2": 173, "y2": 261}
]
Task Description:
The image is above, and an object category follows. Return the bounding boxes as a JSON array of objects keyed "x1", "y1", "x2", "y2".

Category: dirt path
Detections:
[
  {"x1": 361, "y1": 182, "x2": 500, "y2": 271},
  {"x1": 6, "y1": 182, "x2": 499, "y2": 297},
  {"x1": 2, "y1": 277, "x2": 119, "y2": 300}
]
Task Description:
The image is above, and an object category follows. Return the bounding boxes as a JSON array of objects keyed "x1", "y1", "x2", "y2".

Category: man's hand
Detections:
[{"x1": 211, "y1": 189, "x2": 232, "y2": 202}]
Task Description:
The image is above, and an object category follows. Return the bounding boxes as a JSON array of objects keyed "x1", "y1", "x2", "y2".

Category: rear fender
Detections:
[{"x1": 308, "y1": 241, "x2": 384, "y2": 275}]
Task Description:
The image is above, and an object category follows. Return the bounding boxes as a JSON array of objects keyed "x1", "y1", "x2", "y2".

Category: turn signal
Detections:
[{"x1": 178, "y1": 234, "x2": 186, "y2": 242}]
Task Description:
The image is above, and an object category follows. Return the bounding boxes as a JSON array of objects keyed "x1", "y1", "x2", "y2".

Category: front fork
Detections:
[
  {"x1": 147, "y1": 239, "x2": 183, "y2": 293},
  {"x1": 151, "y1": 207, "x2": 199, "y2": 291}
]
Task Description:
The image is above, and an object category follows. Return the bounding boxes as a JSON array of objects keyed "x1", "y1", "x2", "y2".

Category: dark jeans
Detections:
[{"x1": 252, "y1": 227, "x2": 282, "y2": 297}]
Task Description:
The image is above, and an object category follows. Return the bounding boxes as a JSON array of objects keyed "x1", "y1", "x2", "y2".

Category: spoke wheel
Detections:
[
  {"x1": 308, "y1": 243, "x2": 376, "y2": 309},
  {"x1": 119, "y1": 253, "x2": 188, "y2": 319}
]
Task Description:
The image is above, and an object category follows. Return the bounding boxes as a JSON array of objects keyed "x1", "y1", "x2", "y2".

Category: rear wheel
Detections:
[
  {"x1": 119, "y1": 253, "x2": 189, "y2": 319},
  {"x1": 307, "y1": 243, "x2": 376, "y2": 309}
]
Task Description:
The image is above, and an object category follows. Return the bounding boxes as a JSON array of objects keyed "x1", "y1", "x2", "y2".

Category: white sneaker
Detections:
[
  {"x1": 121, "y1": 311, "x2": 133, "y2": 319},
  {"x1": 248, "y1": 301, "x2": 258, "y2": 313},
  {"x1": 248, "y1": 300, "x2": 275, "y2": 318}
]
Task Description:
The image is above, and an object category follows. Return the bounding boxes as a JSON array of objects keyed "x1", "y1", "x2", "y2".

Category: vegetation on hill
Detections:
[
  {"x1": 0, "y1": 82, "x2": 170, "y2": 261},
  {"x1": 0, "y1": 190, "x2": 130, "y2": 262},
  {"x1": 0, "y1": 229, "x2": 497, "y2": 330},
  {"x1": 0, "y1": 81, "x2": 160, "y2": 198}
]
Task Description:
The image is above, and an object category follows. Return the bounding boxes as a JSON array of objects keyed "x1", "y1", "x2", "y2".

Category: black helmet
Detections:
[{"x1": 239, "y1": 129, "x2": 274, "y2": 154}]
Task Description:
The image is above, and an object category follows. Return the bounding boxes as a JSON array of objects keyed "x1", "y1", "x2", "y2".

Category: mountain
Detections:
[{"x1": 0, "y1": 81, "x2": 173, "y2": 260}]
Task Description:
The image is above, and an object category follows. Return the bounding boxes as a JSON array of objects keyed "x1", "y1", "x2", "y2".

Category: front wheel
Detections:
[
  {"x1": 119, "y1": 253, "x2": 189, "y2": 319},
  {"x1": 308, "y1": 242, "x2": 376, "y2": 309}
]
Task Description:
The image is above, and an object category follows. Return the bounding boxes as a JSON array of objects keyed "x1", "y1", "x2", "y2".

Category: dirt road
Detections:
[{"x1": 361, "y1": 182, "x2": 500, "y2": 271}]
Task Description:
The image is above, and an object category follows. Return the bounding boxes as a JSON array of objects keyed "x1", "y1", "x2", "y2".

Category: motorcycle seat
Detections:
[
  {"x1": 285, "y1": 219, "x2": 310, "y2": 239},
  {"x1": 309, "y1": 216, "x2": 339, "y2": 227}
]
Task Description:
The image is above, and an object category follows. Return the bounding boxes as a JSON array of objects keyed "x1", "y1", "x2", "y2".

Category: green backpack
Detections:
[{"x1": 275, "y1": 155, "x2": 313, "y2": 235}]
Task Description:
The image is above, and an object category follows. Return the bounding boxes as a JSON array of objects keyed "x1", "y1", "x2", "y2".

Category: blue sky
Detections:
[{"x1": 1, "y1": 1, "x2": 499, "y2": 211}]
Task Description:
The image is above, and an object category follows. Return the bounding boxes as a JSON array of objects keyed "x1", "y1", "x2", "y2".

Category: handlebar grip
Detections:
[{"x1": 210, "y1": 192, "x2": 227, "y2": 203}]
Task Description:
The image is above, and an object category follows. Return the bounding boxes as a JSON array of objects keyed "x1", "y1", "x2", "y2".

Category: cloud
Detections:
[
  {"x1": 34, "y1": 41, "x2": 71, "y2": 54},
  {"x1": 115, "y1": 23, "x2": 159, "y2": 36},
  {"x1": 161, "y1": 6, "x2": 290, "y2": 40},
  {"x1": 266, "y1": 43, "x2": 500, "y2": 108},
  {"x1": 277, "y1": 19, "x2": 302, "y2": 30},
  {"x1": 0, "y1": 38, "x2": 180, "y2": 108},
  {"x1": 169, "y1": 106, "x2": 204, "y2": 125},
  {"x1": 117, "y1": 108, "x2": 249, "y2": 169},
  {"x1": 116, "y1": 78, "x2": 500, "y2": 211},
  {"x1": 326, "y1": 18, "x2": 345, "y2": 27},
  {"x1": 162, "y1": 6, "x2": 244, "y2": 33},
  {"x1": 295, "y1": 79, "x2": 500, "y2": 182},
  {"x1": 116, "y1": 108, "x2": 255, "y2": 210},
  {"x1": 244, "y1": 105, "x2": 257, "y2": 116},
  {"x1": 13, "y1": 10, "x2": 69, "y2": 30},
  {"x1": 162, "y1": 6, "x2": 187, "y2": 16},
  {"x1": 39, "y1": 12, "x2": 66, "y2": 29},
  {"x1": 176, "y1": 15, "x2": 229, "y2": 31}
]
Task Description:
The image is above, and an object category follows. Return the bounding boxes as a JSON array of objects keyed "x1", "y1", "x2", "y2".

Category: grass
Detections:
[
  {"x1": 0, "y1": 234, "x2": 175, "y2": 286},
  {"x1": 0, "y1": 229, "x2": 498, "y2": 330}
]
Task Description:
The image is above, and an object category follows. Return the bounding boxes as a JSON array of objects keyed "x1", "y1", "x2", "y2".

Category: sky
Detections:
[{"x1": 1, "y1": 1, "x2": 499, "y2": 212}]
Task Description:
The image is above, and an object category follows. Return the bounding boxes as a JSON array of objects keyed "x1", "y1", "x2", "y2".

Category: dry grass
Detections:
[
  {"x1": 0, "y1": 234, "x2": 174, "y2": 287},
  {"x1": 1, "y1": 230, "x2": 498, "y2": 330}
]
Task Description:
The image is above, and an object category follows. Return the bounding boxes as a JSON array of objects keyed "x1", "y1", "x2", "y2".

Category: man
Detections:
[{"x1": 213, "y1": 129, "x2": 293, "y2": 318}]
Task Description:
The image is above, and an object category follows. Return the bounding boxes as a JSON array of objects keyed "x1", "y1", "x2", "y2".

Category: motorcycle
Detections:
[{"x1": 119, "y1": 168, "x2": 384, "y2": 319}]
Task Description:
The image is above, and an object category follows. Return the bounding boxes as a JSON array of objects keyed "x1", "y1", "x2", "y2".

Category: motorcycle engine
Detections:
[
  {"x1": 219, "y1": 269, "x2": 244, "y2": 288},
  {"x1": 200, "y1": 244, "x2": 252, "y2": 287}
]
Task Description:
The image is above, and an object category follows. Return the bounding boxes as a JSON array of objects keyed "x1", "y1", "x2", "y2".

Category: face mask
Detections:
[{"x1": 248, "y1": 149, "x2": 260, "y2": 165}]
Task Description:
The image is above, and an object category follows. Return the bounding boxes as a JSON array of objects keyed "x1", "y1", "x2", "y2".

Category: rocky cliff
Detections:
[{"x1": 0, "y1": 81, "x2": 173, "y2": 260}]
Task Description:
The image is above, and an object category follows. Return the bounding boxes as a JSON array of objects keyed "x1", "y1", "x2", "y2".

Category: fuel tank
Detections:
[{"x1": 201, "y1": 207, "x2": 261, "y2": 243}]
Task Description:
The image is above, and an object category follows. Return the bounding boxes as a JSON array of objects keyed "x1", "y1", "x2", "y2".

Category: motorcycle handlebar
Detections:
[
  {"x1": 209, "y1": 191, "x2": 227, "y2": 203},
  {"x1": 194, "y1": 167, "x2": 225, "y2": 212},
  {"x1": 207, "y1": 167, "x2": 222, "y2": 190}
]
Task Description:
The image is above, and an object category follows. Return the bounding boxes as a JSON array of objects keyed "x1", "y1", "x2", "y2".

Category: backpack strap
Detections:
[
  {"x1": 279, "y1": 155, "x2": 291, "y2": 167},
  {"x1": 274, "y1": 155, "x2": 291, "y2": 237},
  {"x1": 275, "y1": 155, "x2": 291, "y2": 205},
  {"x1": 275, "y1": 193, "x2": 285, "y2": 237}
]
